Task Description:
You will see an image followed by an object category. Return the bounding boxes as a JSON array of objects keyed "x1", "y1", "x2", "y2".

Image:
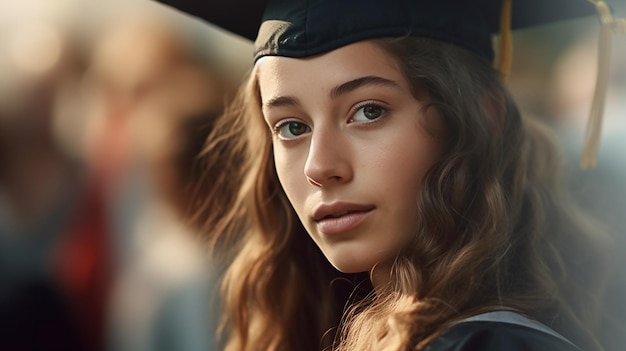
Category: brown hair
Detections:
[{"x1": 192, "y1": 37, "x2": 616, "y2": 351}]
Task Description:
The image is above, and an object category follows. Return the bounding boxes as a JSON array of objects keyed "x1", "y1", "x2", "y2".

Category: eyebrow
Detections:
[
  {"x1": 330, "y1": 75, "x2": 402, "y2": 99},
  {"x1": 263, "y1": 75, "x2": 402, "y2": 111},
  {"x1": 264, "y1": 95, "x2": 301, "y2": 110}
]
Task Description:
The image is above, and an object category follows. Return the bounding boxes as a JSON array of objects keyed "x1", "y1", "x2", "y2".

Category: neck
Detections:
[{"x1": 371, "y1": 262, "x2": 393, "y2": 294}]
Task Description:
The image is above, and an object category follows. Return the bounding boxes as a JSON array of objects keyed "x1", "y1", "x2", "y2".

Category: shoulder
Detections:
[{"x1": 426, "y1": 321, "x2": 581, "y2": 351}]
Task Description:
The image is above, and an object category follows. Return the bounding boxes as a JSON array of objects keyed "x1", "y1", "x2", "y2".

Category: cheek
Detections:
[
  {"x1": 363, "y1": 135, "x2": 442, "y2": 209},
  {"x1": 368, "y1": 136, "x2": 438, "y2": 179},
  {"x1": 273, "y1": 148, "x2": 289, "y2": 188},
  {"x1": 273, "y1": 146, "x2": 306, "y2": 203}
]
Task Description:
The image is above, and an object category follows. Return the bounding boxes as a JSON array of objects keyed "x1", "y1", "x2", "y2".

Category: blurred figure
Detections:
[
  {"x1": 550, "y1": 27, "x2": 626, "y2": 351},
  {"x1": 0, "y1": 1, "x2": 246, "y2": 350},
  {"x1": 504, "y1": 13, "x2": 626, "y2": 350},
  {"x1": 81, "y1": 9, "x2": 235, "y2": 351},
  {"x1": 0, "y1": 18, "x2": 93, "y2": 351},
  {"x1": 509, "y1": 8, "x2": 626, "y2": 350}
]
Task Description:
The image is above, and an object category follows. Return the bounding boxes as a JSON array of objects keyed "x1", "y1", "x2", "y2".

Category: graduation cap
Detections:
[
  {"x1": 156, "y1": 0, "x2": 624, "y2": 168},
  {"x1": 157, "y1": 0, "x2": 595, "y2": 61}
]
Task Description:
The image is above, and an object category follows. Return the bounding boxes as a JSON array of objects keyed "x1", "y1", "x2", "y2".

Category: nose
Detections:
[{"x1": 303, "y1": 127, "x2": 353, "y2": 187}]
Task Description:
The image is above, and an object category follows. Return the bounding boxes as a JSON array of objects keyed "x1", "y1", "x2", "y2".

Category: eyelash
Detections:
[
  {"x1": 349, "y1": 100, "x2": 389, "y2": 125},
  {"x1": 270, "y1": 100, "x2": 389, "y2": 140},
  {"x1": 272, "y1": 119, "x2": 310, "y2": 140}
]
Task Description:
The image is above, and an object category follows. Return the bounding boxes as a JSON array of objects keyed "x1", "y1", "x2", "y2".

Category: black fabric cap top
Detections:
[{"x1": 157, "y1": 0, "x2": 596, "y2": 62}]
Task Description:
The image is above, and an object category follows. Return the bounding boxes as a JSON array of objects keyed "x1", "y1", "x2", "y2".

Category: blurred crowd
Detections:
[
  {"x1": 0, "y1": 0, "x2": 250, "y2": 350},
  {"x1": 0, "y1": 1, "x2": 624, "y2": 351}
]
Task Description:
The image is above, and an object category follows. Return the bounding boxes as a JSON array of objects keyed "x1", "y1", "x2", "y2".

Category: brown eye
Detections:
[
  {"x1": 353, "y1": 104, "x2": 386, "y2": 122},
  {"x1": 276, "y1": 121, "x2": 311, "y2": 139}
]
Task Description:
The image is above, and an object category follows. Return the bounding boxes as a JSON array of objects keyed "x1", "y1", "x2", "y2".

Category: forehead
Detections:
[{"x1": 255, "y1": 40, "x2": 405, "y2": 100}]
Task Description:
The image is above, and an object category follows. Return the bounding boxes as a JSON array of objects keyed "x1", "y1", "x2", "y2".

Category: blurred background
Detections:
[
  {"x1": 0, "y1": 0, "x2": 250, "y2": 350},
  {"x1": 0, "y1": 0, "x2": 623, "y2": 351}
]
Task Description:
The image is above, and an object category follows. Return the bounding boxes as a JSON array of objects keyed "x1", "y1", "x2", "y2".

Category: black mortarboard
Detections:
[
  {"x1": 156, "y1": 0, "x2": 623, "y2": 169},
  {"x1": 156, "y1": 0, "x2": 596, "y2": 63}
]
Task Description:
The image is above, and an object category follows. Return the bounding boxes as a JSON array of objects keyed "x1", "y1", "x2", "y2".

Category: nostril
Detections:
[{"x1": 306, "y1": 176, "x2": 323, "y2": 187}]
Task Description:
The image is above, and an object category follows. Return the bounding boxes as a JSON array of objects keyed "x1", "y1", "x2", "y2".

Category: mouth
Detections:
[
  {"x1": 313, "y1": 203, "x2": 375, "y2": 222},
  {"x1": 323, "y1": 210, "x2": 359, "y2": 219},
  {"x1": 313, "y1": 203, "x2": 375, "y2": 235}
]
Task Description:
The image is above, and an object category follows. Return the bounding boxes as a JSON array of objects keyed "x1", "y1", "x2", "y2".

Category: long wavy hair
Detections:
[{"x1": 192, "y1": 37, "x2": 616, "y2": 351}]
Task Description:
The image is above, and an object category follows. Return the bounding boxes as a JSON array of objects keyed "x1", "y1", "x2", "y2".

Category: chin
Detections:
[
  {"x1": 326, "y1": 256, "x2": 377, "y2": 274},
  {"x1": 318, "y1": 241, "x2": 397, "y2": 274}
]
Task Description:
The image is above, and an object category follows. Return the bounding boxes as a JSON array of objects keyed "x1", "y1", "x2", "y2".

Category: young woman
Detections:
[{"x1": 157, "y1": 0, "x2": 621, "y2": 350}]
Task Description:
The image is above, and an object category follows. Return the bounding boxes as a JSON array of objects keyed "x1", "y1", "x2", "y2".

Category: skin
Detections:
[{"x1": 256, "y1": 40, "x2": 444, "y2": 281}]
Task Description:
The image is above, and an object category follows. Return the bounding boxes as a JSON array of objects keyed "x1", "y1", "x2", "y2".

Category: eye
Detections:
[
  {"x1": 274, "y1": 120, "x2": 311, "y2": 140},
  {"x1": 352, "y1": 104, "x2": 386, "y2": 122}
]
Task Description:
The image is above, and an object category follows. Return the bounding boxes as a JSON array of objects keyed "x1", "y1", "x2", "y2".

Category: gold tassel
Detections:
[
  {"x1": 581, "y1": 1, "x2": 623, "y2": 169},
  {"x1": 497, "y1": 0, "x2": 513, "y2": 82}
]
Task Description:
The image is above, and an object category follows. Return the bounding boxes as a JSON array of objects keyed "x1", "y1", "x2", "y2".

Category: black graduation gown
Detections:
[{"x1": 427, "y1": 321, "x2": 580, "y2": 351}]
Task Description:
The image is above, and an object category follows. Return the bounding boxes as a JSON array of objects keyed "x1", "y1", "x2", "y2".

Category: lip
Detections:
[{"x1": 313, "y1": 202, "x2": 375, "y2": 235}]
